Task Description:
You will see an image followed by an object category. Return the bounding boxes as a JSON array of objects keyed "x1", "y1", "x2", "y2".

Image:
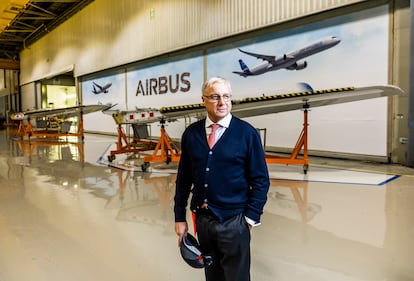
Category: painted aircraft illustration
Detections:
[
  {"x1": 92, "y1": 82, "x2": 112, "y2": 94},
  {"x1": 233, "y1": 36, "x2": 341, "y2": 77}
]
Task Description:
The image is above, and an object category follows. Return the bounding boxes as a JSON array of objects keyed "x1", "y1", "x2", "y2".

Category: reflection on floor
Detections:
[
  {"x1": 0, "y1": 131, "x2": 413, "y2": 281},
  {"x1": 100, "y1": 143, "x2": 400, "y2": 186}
]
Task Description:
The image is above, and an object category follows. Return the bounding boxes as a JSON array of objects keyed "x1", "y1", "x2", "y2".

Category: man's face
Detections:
[{"x1": 202, "y1": 82, "x2": 232, "y2": 123}]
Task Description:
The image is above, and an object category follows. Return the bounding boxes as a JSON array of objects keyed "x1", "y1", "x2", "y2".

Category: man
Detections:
[{"x1": 174, "y1": 76, "x2": 270, "y2": 281}]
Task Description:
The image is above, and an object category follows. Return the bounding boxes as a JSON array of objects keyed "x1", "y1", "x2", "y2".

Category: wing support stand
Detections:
[
  {"x1": 107, "y1": 124, "x2": 156, "y2": 162},
  {"x1": 141, "y1": 118, "x2": 181, "y2": 171},
  {"x1": 265, "y1": 101, "x2": 309, "y2": 174},
  {"x1": 107, "y1": 124, "x2": 132, "y2": 162},
  {"x1": 17, "y1": 117, "x2": 34, "y2": 138},
  {"x1": 15, "y1": 114, "x2": 85, "y2": 140}
]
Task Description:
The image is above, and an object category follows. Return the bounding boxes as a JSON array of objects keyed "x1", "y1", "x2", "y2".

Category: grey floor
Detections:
[{"x1": 0, "y1": 130, "x2": 413, "y2": 281}]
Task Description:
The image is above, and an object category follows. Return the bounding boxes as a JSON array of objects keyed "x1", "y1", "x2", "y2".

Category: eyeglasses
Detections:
[{"x1": 203, "y1": 94, "x2": 232, "y2": 102}]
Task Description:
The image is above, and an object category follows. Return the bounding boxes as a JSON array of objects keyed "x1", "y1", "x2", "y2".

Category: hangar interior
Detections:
[{"x1": 0, "y1": 1, "x2": 413, "y2": 281}]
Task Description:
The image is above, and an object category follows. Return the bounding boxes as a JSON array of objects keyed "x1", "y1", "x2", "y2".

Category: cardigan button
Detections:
[{"x1": 206, "y1": 167, "x2": 210, "y2": 171}]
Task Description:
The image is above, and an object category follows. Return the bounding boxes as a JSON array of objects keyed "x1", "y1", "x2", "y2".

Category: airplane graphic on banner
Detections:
[
  {"x1": 233, "y1": 36, "x2": 340, "y2": 77},
  {"x1": 92, "y1": 82, "x2": 112, "y2": 94}
]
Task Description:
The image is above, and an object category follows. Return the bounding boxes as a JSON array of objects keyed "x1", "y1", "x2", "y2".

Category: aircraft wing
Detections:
[
  {"x1": 160, "y1": 85, "x2": 404, "y2": 120},
  {"x1": 102, "y1": 85, "x2": 404, "y2": 125},
  {"x1": 231, "y1": 85, "x2": 403, "y2": 118},
  {"x1": 93, "y1": 82, "x2": 102, "y2": 90},
  {"x1": 238, "y1": 48, "x2": 276, "y2": 63},
  {"x1": 10, "y1": 104, "x2": 113, "y2": 120},
  {"x1": 232, "y1": 71, "x2": 249, "y2": 77}
]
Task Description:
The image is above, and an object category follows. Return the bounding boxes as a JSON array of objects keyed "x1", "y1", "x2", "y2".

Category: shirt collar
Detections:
[{"x1": 205, "y1": 113, "x2": 232, "y2": 129}]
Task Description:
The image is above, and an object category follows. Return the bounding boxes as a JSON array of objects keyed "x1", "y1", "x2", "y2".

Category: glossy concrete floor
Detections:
[{"x1": 0, "y1": 129, "x2": 413, "y2": 281}]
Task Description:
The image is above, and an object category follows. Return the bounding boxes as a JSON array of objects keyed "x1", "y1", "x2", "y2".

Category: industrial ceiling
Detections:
[{"x1": 0, "y1": 0, "x2": 94, "y2": 68}]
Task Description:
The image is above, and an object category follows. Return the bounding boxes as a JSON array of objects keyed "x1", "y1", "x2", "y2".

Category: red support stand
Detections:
[{"x1": 265, "y1": 103, "x2": 310, "y2": 174}]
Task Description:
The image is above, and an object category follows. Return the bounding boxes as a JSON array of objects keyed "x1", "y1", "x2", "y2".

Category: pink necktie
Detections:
[{"x1": 208, "y1": 123, "x2": 220, "y2": 148}]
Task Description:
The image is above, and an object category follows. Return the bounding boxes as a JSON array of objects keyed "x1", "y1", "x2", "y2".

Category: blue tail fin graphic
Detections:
[
  {"x1": 239, "y1": 59, "x2": 251, "y2": 74},
  {"x1": 297, "y1": 82, "x2": 314, "y2": 92}
]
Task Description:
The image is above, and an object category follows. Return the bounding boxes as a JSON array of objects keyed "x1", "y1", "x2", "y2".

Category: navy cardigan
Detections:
[{"x1": 174, "y1": 116, "x2": 270, "y2": 223}]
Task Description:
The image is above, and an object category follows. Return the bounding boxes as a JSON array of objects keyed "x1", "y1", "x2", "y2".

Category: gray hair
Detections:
[{"x1": 201, "y1": 76, "x2": 232, "y2": 96}]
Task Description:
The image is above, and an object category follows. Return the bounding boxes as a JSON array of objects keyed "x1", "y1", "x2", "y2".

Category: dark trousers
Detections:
[{"x1": 196, "y1": 212, "x2": 251, "y2": 281}]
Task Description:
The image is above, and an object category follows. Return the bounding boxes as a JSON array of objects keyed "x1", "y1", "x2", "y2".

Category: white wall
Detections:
[{"x1": 20, "y1": 83, "x2": 36, "y2": 111}]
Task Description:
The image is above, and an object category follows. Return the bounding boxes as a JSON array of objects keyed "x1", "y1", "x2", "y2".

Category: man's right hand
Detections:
[{"x1": 175, "y1": 221, "x2": 188, "y2": 246}]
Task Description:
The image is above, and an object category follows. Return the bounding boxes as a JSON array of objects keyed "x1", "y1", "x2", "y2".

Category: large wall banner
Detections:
[
  {"x1": 81, "y1": 52, "x2": 204, "y2": 136},
  {"x1": 81, "y1": 5, "x2": 389, "y2": 156},
  {"x1": 207, "y1": 5, "x2": 389, "y2": 156},
  {"x1": 81, "y1": 70, "x2": 126, "y2": 133}
]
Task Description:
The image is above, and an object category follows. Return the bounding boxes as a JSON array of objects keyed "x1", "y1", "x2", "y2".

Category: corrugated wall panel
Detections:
[{"x1": 20, "y1": 0, "x2": 370, "y2": 83}]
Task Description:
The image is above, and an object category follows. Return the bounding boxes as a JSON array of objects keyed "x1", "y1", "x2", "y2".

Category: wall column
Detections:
[{"x1": 408, "y1": 0, "x2": 414, "y2": 167}]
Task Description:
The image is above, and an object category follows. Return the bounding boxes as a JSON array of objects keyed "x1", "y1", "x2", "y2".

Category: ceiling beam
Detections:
[{"x1": 0, "y1": 58, "x2": 20, "y2": 70}]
